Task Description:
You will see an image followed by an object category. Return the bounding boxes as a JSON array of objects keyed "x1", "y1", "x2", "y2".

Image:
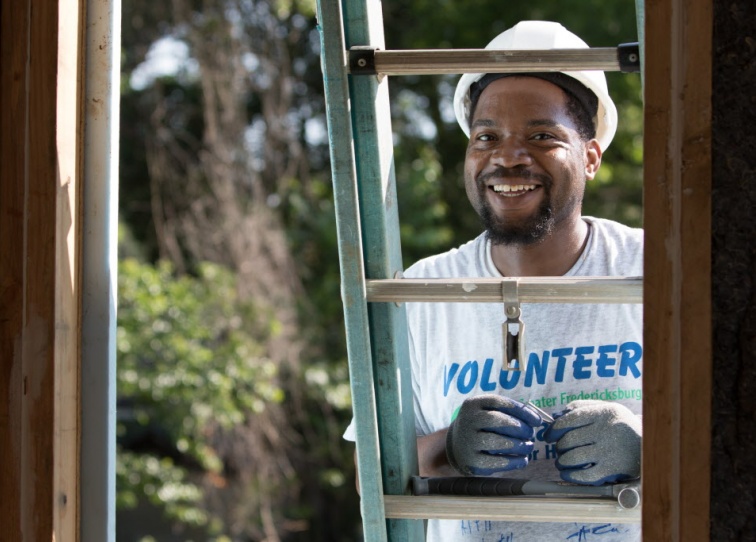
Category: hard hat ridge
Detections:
[{"x1": 453, "y1": 21, "x2": 618, "y2": 151}]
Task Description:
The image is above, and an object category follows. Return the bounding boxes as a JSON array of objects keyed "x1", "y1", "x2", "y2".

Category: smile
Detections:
[{"x1": 491, "y1": 184, "x2": 538, "y2": 196}]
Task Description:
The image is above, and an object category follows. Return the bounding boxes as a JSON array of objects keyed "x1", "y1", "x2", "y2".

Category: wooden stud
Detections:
[
  {"x1": 642, "y1": 0, "x2": 712, "y2": 540},
  {"x1": 0, "y1": 0, "x2": 30, "y2": 534},
  {"x1": 55, "y1": 0, "x2": 86, "y2": 539},
  {"x1": 0, "y1": 0, "x2": 84, "y2": 539}
]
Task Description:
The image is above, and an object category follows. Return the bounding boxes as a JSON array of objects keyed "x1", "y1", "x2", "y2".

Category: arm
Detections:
[
  {"x1": 417, "y1": 429, "x2": 457, "y2": 477},
  {"x1": 354, "y1": 429, "x2": 453, "y2": 495},
  {"x1": 354, "y1": 395, "x2": 542, "y2": 493},
  {"x1": 422, "y1": 395, "x2": 541, "y2": 477}
]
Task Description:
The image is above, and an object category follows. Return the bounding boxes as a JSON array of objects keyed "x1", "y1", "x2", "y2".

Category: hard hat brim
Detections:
[{"x1": 452, "y1": 21, "x2": 618, "y2": 152}]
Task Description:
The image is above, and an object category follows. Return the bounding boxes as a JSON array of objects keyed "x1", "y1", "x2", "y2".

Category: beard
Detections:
[
  {"x1": 480, "y1": 198, "x2": 555, "y2": 246},
  {"x1": 474, "y1": 166, "x2": 556, "y2": 246}
]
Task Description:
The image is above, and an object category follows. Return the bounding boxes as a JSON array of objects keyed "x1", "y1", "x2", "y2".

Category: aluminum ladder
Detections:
[{"x1": 315, "y1": 1, "x2": 645, "y2": 540}]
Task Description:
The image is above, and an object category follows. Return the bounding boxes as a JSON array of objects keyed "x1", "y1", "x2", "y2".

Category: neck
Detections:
[{"x1": 490, "y1": 218, "x2": 590, "y2": 277}]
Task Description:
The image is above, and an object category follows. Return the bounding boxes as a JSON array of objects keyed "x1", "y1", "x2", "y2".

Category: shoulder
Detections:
[
  {"x1": 587, "y1": 216, "x2": 643, "y2": 244},
  {"x1": 589, "y1": 217, "x2": 643, "y2": 252},
  {"x1": 580, "y1": 217, "x2": 644, "y2": 275},
  {"x1": 404, "y1": 234, "x2": 488, "y2": 279}
]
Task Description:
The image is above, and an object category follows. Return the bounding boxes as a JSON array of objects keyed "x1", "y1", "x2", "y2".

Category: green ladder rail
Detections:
[
  {"x1": 316, "y1": 1, "x2": 645, "y2": 541},
  {"x1": 316, "y1": 0, "x2": 422, "y2": 540}
]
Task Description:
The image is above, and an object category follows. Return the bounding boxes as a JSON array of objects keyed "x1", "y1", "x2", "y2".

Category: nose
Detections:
[{"x1": 489, "y1": 137, "x2": 533, "y2": 168}]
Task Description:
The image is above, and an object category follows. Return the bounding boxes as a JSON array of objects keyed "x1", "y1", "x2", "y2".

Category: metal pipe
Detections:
[
  {"x1": 349, "y1": 45, "x2": 642, "y2": 76},
  {"x1": 412, "y1": 476, "x2": 642, "y2": 510},
  {"x1": 366, "y1": 277, "x2": 643, "y2": 304},
  {"x1": 370, "y1": 48, "x2": 622, "y2": 75},
  {"x1": 79, "y1": 0, "x2": 121, "y2": 539}
]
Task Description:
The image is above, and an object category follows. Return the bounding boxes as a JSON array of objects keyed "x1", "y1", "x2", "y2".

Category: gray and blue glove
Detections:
[
  {"x1": 543, "y1": 400, "x2": 642, "y2": 485},
  {"x1": 446, "y1": 394, "x2": 543, "y2": 476}
]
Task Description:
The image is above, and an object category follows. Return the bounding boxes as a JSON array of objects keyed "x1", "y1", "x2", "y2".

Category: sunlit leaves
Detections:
[
  {"x1": 117, "y1": 450, "x2": 208, "y2": 526},
  {"x1": 116, "y1": 258, "x2": 283, "y2": 525}
]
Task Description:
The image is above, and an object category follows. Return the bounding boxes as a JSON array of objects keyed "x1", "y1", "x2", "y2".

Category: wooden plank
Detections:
[
  {"x1": 384, "y1": 495, "x2": 640, "y2": 524},
  {"x1": 0, "y1": 0, "x2": 30, "y2": 537},
  {"x1": 642, "y1": 0, "x2": 712, "y2": 540},
  {"x1": 366, "y1": 277, "x2": 642, "y2": 304},
  {"x1": 1, "y1": 0, "x2": 84, "y2": 539},
  {"x1": 15, "y1": 0, "x2": 62, "y2": 539},
  {"x1": 358, "y1": 48, "x2": 624, "y2": 76},
  {"x1": 55, "y1": 0, "x2": 85, "y2": 539}
]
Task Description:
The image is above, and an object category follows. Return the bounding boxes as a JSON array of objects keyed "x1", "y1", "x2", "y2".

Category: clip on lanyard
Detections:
[{"x1": 501, "y1": 278, "x2": 525, "y2": 371}]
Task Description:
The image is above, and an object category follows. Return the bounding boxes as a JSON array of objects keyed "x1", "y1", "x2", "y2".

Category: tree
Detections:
[
  {"x1": 119, "y1": 1, "x2": 358, "y2": 540},
  {"x1": 117, "y1": 258, "x2": 286, "y2": 537}
]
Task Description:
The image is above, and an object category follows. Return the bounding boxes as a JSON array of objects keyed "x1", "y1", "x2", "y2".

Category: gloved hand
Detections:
[
  {"x1": 446, "y1": 394, "x2": 543, "y2": 476},
  {"x1": 543, "y1": 400, "x2": 642, "y2": 485}
]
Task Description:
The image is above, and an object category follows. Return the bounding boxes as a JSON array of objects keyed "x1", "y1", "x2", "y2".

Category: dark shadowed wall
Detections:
[{"x1": 711, "y1": 0, "x2": 756, "y2": 540}]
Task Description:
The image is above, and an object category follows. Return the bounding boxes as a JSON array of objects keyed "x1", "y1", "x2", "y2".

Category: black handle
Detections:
[{"x1": 412, "y1": 476, "x2": 529, "y2": 497}]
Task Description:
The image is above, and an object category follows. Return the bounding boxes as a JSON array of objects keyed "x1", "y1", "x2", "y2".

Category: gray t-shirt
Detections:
[{"x1": 345, "y1": 217, "x2": 643, "y2": 541}]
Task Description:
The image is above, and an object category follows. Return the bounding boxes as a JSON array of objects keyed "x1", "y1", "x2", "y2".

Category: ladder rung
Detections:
[
  {"x1": 349, "y1": 44, "x2": 640, "y2": 76},
  {"x1": 383, "y1": 495, "x2": 641, "y2": 524},
  {"x1": 366, "y1": 277, "x2": 642, "y2": 304}
]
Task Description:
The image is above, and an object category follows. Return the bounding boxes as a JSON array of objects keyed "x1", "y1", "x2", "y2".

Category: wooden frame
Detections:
[
  {"x1": 0, "y1": 0, "x2": 713, "y2": 539},
  {"x1": 642, "y1": 0, "x2": 712, "y2": 540},
  {"x1": 1, "y1": 0, "x2": 87, "y2": 539}
]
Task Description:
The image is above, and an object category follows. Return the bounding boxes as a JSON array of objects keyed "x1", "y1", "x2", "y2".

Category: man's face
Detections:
[{"x1": 463, "y1": 76, "x2": 601, "y2": 246}]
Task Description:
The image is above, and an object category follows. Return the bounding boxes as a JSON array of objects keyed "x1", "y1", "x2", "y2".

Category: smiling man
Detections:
[
  {"x1": 464, "y1": 74, "x2": 602, "y2": 277},
  {"x1": 344, "y1": 20, "x2": 643, "y2": 542}
]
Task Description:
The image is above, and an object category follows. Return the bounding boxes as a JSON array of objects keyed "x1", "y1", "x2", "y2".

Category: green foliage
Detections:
[
  {"x1": 394, "y1": 144, "x2": 456, "y2": 268},
  {"x1": 584, "y1": 75, "x2": 644, "y2": 227},
  {"x1": 272, "y1": 0, "x2": 316, "y2": 18},
  {"x1": 117, "y1": 450, "x2": 210, "y2": 527},
  {"x1": 116, "y1": 257, "x2": 283, "y2": 529}
]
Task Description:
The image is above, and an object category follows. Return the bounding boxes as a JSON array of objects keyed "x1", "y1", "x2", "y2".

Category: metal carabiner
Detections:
[{"x1": 501, "y1": 279, "x2": 525, "y2": 371}]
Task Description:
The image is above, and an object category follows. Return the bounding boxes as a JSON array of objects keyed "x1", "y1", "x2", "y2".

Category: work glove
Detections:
[
  {"x1": 543, "y1": 400, "x2": 642, "y2": 486},
  {"x1": 446, "y1": 394, "x2": 543, "y2": 476}
]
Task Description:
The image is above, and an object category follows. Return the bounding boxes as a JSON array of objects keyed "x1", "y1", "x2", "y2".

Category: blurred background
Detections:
[{"x1": 115, "y1": 0, "x2": 643, "y2": 540}]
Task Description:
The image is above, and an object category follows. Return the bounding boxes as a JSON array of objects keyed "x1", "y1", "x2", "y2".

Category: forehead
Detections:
[{"x1": 472, "y1": 76, "x2": 572, "y2": 126}]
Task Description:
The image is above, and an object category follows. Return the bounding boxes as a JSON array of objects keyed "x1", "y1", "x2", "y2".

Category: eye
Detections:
[
  {"x1": 474, "y1": 133, "x2": 496, "y2": 142},
  {"x1": 531, "y1": 132, "x2": 555, "y2": 141}
]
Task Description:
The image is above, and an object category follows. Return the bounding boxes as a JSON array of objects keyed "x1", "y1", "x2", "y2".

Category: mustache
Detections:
[{"x1": 477, "y1": 166, "x2": 551, "y2": 186}]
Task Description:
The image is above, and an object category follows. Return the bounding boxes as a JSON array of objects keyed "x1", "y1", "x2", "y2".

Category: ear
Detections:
[{"x1": 584, "y1": 139, "x2": 602, "y2": 181}]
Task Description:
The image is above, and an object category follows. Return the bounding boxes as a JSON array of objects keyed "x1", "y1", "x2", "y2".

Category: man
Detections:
[{"x1": 347, "y1": 20, "x2": 643, "y2": 541}]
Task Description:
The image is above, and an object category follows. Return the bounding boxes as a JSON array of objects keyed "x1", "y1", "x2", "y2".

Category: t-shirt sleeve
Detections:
[
  {"x1": 407, "y1": 303, "x2": 433, "y2": 437},
  {"x1": 343, "y1": 418, "x2": 356, "y2": 442}
]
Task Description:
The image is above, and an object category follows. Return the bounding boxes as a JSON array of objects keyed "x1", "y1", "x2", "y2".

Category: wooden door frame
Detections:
[
  {"x1": 0, "y1": 0, "x2": 86, "y2": 539},
  {"x1": 642, "y1": 0, "x2": 712, "y2": 540},
  {"x1": 1, "y1": 0, "x2": 119, "y2": 540},
  {"x1": 0, "y1": 0, "x2": 713, "y2": 539}
]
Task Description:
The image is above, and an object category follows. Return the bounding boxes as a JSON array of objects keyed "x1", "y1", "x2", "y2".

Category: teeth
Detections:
[{"x1": 492, "y1": 184, "x2": 537, "y2": 193}]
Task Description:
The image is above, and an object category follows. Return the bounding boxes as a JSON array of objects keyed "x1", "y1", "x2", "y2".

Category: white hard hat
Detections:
[{"x1": 453, "y1": 21, "x2": 618, "y2": 151}]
